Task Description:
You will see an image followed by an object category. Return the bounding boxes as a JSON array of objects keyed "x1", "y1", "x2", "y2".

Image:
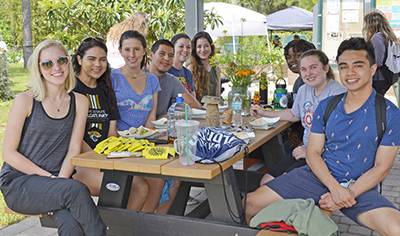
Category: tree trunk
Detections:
[{"x1": 22, "y1": 0, "x2": 32, "y2": 68}]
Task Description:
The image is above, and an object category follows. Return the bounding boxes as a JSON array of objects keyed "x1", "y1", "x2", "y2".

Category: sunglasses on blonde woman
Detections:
[{"x1": 39, "y1": 56, "x2": 69, "y2": 71}]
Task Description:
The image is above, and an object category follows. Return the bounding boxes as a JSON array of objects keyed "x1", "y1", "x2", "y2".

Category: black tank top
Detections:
[{"x1": 0, "y1": 93, "x2": 76, "y2": 185}]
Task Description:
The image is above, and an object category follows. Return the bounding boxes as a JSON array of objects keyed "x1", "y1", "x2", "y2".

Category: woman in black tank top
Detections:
[
  {"x1": 71, "y1": 36, "x2": 152, "y2": 212},
  {"x1": 0, "y1": 39, "x2": 106, "y2": 236}
]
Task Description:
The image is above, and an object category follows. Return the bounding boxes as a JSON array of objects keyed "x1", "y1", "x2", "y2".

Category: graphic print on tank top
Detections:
[{"x1": 86, "y1": 93, "x2": 109, "y2": 143}]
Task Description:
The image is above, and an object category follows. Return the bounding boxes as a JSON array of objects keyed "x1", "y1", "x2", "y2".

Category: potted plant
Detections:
[{"x1": 211, "y1": 33, "x2": 285, "y2": 114}]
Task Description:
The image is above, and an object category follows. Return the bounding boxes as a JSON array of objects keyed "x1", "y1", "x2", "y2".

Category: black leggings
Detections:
[
  {"x1": 267, "y1": 152, "x2": 307, "y2": 178},
  {"x1": 1, "y1": 174, "x2": 106, "y2": 236}
]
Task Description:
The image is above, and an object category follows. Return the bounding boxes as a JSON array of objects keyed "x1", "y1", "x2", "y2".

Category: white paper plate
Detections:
[
  {"x1": 151, "y1": 118, "x2": 168, "y2": 128},
  {"x1": 249, "y1": 117, "x2": 280, "y2": 128},
  {"x1": 250, "y1": 122, "x2": 278, "y2": 130}
]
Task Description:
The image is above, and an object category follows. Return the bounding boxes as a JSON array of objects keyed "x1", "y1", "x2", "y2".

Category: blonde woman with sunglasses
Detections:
[{"x1": 0, "y1": 39, "x2": 106, "y2": 236}]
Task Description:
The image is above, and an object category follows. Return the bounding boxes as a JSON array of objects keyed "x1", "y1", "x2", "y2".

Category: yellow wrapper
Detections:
[{"x1": 143, "y1": 147, "x2": 175, "y2": 160}]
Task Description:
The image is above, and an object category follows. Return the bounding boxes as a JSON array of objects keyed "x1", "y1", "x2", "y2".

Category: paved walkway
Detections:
[{"x1": 1, "y1": 150, "x2": 400, "y2": 235}]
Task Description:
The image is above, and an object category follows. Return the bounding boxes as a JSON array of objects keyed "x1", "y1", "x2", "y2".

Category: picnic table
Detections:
[{"x1": 70, "y1": 117, "x2": 291, "y2": 236}]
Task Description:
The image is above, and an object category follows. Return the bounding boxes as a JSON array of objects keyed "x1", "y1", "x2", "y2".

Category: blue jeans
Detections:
[{"x1": 1, "y1": 174, "x2": 106, "y2": 236}]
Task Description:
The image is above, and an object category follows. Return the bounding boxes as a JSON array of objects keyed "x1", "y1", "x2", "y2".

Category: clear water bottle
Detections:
[
  {"x1": 167, "y1": 93, "x2": 192, "y2": 143},
  {"x1": 232, "y1": 93, "x2": 243, "y2": 127}
]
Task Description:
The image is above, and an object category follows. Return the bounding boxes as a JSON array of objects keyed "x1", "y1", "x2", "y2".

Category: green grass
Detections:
[{"x1": 0, "y1": 62, "x2": 30, "y2": 229}]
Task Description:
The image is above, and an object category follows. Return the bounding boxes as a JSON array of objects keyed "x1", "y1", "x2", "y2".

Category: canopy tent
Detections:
[
  {"x1": 204, "y1": 2, "x2": 268, "y2": 37},
  {"x1": 266, "y1": 6, "x2": 313, "y2": 31}
]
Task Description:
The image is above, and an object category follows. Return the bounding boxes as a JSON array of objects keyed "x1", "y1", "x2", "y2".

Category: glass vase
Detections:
[{"x1": 228, "y1": 86, "x2": 251, "y2": 116}]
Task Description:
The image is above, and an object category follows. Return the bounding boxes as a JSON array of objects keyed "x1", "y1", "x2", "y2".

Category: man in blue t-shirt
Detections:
[{"x1": 244, "y1": 38, "x2": 400, "y2": 235}]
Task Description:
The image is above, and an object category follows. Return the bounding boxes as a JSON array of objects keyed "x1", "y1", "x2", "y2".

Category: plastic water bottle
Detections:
[
  {"x1": 167, "y1": 93, "x2": 192, "y2": 143},
  {"x1": 232, "y1": 93, "x2": 243, "y2": 127}
]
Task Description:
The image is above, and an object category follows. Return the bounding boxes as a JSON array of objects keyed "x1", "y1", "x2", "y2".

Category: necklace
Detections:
[
  {"x1": 48, "y1": 95, "x2": 66, "y2": 112},
  {"x1": 124, "y1": 66, "x2": 142, "y2": 82}
]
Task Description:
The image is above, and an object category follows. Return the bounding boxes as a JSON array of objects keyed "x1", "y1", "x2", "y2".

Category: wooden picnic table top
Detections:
[
  {"x1": 71, "y1": 118, "x2": 291, "y2": 179},
  {"x1": 161, "y1": 120, "x2": 291, "y2": 179}
]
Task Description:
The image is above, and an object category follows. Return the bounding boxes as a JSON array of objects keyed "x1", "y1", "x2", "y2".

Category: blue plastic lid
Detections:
[{"x1": 176, "y1": 93, "x2": 184, "y2": 103}]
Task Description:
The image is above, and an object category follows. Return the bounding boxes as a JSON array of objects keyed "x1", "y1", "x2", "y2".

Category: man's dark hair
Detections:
[
  {"x1": 284, "y1": 39, "x2": 316, "y2": 61},
  {"x1": 336, "y1": 37, "x2": 375, "y2": 65},
  {"x1": 151, "y1": 39, "x2": 174, "y2": 53}
]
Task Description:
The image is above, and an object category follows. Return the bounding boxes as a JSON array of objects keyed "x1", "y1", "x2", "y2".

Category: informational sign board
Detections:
[
  {"x1": 322, "y1": 0, "x2": 364, "y2": 67},
  {"x1": 377, "y1": 0, "x2": 400, "y2": 36}
]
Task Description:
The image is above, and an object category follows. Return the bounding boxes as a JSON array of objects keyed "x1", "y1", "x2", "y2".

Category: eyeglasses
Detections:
[
  {"x1": 82, "y1": 37, "x2": 105, "y2": 44},
  {"x1": 39, "y1": 56, "x2": 69, "y2": 71}
]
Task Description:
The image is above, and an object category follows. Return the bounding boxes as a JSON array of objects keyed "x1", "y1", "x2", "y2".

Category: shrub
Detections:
[
  {"x1": 6, "y1": 46, "x2": 22, "y2": 64},
  {"x1": 0, "y1": 55, "x2": 14, "y2": 101}
]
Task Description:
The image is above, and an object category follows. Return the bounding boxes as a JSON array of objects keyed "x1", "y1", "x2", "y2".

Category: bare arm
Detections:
[
  {"x1": 182, "y1": 92, "x2": 202, "y2": 109},
  {"x1": 2, "y1": 92, "x2": 54, "y2": 177},
  {"x1": 80, "y1": 141, "x2": 92, "y2": 153},
  {"x1": 59, "y1": 93, "x2": 89, "y2": 178},
  {"x1": 108, "y1": 120, "x2": 119, "y2": 137},
  {"x1": 145, "y1": 92, "x2": 158, "y2": 128},
  {"x1": 350, "y1": 145, "x2": 398, "y2": 197},
  {"x1": 307, "y1": 132, "x2": 356, "y2": 211},
  {"x1": 250, "y1": 105, "x2": 300, "y2": 123}
]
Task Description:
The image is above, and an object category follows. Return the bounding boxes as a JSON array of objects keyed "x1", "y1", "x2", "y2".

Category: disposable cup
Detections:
[{"x1": 173, "y1": 120, "x2": 199, "y2": 166}]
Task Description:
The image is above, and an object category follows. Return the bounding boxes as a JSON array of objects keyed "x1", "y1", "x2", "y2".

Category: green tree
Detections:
[{"x1": 35, "y1": 0, "x2": 221, "y2": 51}]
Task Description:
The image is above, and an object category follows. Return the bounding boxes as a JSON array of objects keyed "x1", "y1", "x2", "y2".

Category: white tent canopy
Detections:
[{"x1": 204, "y1": 2, "x2": 268, "y2": 37}]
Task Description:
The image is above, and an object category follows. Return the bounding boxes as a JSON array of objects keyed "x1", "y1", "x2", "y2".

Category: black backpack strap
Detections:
[
  {"x1": 375, "y1": 93, "x2": 387, "y2": 194},
  {"x1": 375, "y1": 93, "x2": 386, "y2": 146},
  {"x1": 323, "y1": 93, "x2": 345, "y2": 126}
]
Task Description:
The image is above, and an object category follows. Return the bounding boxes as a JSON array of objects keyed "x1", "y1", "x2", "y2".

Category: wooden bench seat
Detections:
[
  {"x1": 256, "y1": 209, "x2": 333, "y2": 236},
  {"x1": 4, "y1": 206, "x2": 47, "y2": 217}
]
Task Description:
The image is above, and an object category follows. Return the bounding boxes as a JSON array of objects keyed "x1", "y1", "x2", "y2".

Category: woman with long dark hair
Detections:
[
  {"x1": 112, "y1": 30, "x2": 166, "y2": 212},
  {"x1": 72, "y1": 37, "x2": 119, "y2": 151},
  {"x1": 72, "y1": 37, "x2": 149, "y2": 210},
  {"x1": 188, "y1": 31, "x2": 221, "y2": 102},
  {"x1": 106, "y1": 11, "x2": 149, "y2": 68}
]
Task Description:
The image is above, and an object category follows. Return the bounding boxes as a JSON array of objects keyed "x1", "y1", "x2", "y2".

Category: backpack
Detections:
[
  {"x1": 385, "y1": 41, "x2": 400, "y2": 75},
  {"x1": 323, "y1": 93, "x2": 386, "y2": 193}
]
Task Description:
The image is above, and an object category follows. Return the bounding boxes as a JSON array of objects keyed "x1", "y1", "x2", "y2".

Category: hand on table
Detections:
[
  {"x1": 250, "y1": 105, "x2": 265, "y2": 118},
  {"x1": 292, "y1": 146, "x2": 306, "y2": 160}
]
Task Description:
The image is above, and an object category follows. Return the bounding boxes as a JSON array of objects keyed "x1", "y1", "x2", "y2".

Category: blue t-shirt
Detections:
[
  {"x1": 311, "y1": 90, "x2": 400, "y2": 182},
  {"x1": 167, "y1": 66, "x2": 195, "y2": 94},
  {"x1": 111, "y1": 69, "x2": 161, "y2": 131}
]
